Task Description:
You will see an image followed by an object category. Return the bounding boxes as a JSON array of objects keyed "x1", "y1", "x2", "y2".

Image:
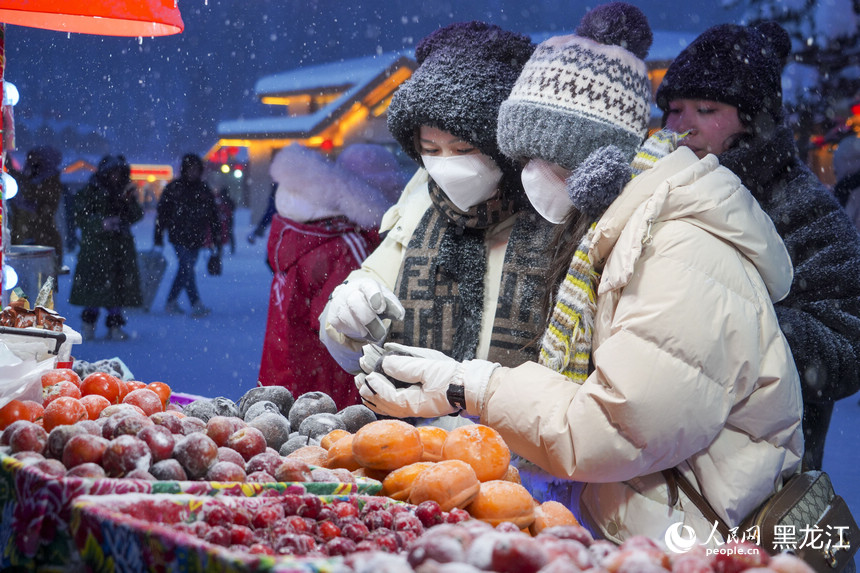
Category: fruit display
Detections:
[
  {"x1": 317, "y1": 419, "x2": 568, "y2": 531},
  {"x1": 69, "y1": 491, "x2": 817, "y2": 573},
  {"x1": 0, "y1": 375, "x2": 383, "y2": 570}
]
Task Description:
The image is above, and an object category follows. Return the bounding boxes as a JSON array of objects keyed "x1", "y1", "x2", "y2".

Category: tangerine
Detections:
[
  {"x1": 123, "y1": 388, "x2": 164, "y2": 416},
  {"x1": 43, "y1": 397, "x2": 88, "y2": 432},
  {"x1": 41, "y1": 368, "x2": 82, "y2": 388},
  {"x1": 79, "y1": 394, "x2": 111, "y2": 420},
  {"x1": 80, "y1": 372, "x2": 123, "y2": 404},
  {"x1": 146, "y1": 382, "x2": 172, "y2": 408},
  {"x1": 20, "y1": 400, "x2": 44, "y2": 424},
  {"x1": 0, "y1": 400, "x2": 30, "y2": 429},
  {"x1": 43, "y1": 380, "x2": 82, "y2": 406}
]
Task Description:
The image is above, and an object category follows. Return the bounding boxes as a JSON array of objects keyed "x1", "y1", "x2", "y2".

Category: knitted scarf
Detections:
[
  {"x1": 389, "y1": 179, "x2": 555, "y2": 365},
  {"x1": 538, "y1": 129, "x2": 682, "y2": 380}
]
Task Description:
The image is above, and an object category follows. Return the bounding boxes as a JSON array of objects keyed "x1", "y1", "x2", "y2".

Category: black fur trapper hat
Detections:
[
  {"x1": 656, "y1": 21, "x2": 792, "y2": 130},
  {"x1": 386, "y1": 21, "x2": 534, "y2": 176}
]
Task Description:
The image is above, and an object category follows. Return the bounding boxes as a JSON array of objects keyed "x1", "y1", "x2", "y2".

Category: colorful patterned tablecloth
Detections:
[
  {"x1": 71, "y1": 493, "x2": 376, "y2": 573},
  {"x1": 0, "y1": 452, "x2": 381, "y2": 570}
]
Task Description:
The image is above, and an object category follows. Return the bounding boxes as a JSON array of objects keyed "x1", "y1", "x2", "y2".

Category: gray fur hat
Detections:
[
  {"x1": 386, "y1": 21, "x2": 534, "y2": 175},
  {"x1": 496, "y1": 2, "x2": 653, "y2": 218}
]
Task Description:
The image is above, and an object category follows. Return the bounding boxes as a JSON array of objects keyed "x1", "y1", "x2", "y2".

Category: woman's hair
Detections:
[{"x1": 538, "y1": 208, "x2": 594, "y2": 331}]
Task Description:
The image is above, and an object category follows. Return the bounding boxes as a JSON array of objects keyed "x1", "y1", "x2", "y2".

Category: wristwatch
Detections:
[{"x1": 446, "y1": 384, "x2": 466, "y2": 411}]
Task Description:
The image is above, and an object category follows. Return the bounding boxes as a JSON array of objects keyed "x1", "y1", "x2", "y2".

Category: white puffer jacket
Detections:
[{"x1": 472, "y1": 147, "x2": 804, "y2": 546}]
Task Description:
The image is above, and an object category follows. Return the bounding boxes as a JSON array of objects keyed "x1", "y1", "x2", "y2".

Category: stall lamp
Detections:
[
  {"x1": 0, "y1": 0, "x2": 184, "y2": 37},
  {"x1": 220, "y1": 164, "x2": 230, "y2": 174},
  {"x1": 233, "y1": 169, "x2": 243, "y2": 179},
  {"x1": 3, "y1": 264, "x2": 16, "y2": 291},
  {"x1": 3, "y1": 81, "x2": 17, "y2": 106},
  {"x1": 2, "y1": 172, "x2": 17, "y2": 200}
]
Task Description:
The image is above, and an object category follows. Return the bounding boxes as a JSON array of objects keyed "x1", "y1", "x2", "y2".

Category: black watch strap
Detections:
[{"x1": 446, "y1": 384, "x2": 466, "y2": 411}]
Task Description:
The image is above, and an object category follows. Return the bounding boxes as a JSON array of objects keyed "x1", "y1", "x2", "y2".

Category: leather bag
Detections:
[{"x1": 669, "y1": 468, "x2": 858, "y2": 573}]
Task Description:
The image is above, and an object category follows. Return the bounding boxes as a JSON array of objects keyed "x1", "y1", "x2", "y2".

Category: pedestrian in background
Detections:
[
  {"x1": 656, "y1": 20, "x2": 860, "y2": 471},
  {"x1": 69, "y1": 154, "x2": 143, "y2": 340},
  {"x1": 154, "y1": 153, "x2": 222, "y2": 318},
  {"x1": 257, "y1": 143, "x2": 405, "y2": 409},
  {"x1": 9, "y1": 145, "x2": 67, "y2": 274}
]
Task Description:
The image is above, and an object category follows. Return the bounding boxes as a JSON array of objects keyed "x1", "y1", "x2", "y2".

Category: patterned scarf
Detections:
[
  {"x1": 538, "y1": 129, "x2": 682, "y2": 380},
  {"x1": 389, "y1": 179, "x2": 555, "y2": 365}
]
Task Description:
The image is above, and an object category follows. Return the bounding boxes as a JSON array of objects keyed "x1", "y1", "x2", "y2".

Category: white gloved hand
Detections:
[
  {"x1": 327, "y1": 277, "x2": 405, "y2": 343},
  {"x1": 356, "y1": 344, "x2": 499, "y2": 418}
]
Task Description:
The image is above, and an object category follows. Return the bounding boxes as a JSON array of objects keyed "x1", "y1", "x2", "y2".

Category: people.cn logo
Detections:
[{"x1": 665, "y1": 522, "x2": 698, "y2": 553}]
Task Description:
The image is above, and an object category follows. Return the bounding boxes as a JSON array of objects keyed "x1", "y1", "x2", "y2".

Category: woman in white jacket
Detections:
[
  {"x1": 357, "y1": 2, "x2": 803, "y2": 548},
  {"x1": 319, "y1": 22, "x2": 557, "y2": 387}
]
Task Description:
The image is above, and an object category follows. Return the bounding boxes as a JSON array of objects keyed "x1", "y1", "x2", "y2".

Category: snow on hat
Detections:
[
  {"x1": 335, "y1": 143, "x2": 409, "y2": 205},
  {"x1": 386, "y1": 21, "x2": 534, "y2": 175},
  {"x1": 270, "y1": 144, "x2": 394, "y2": 229},
  {"x1": 655, "y1": 21, "x2": 791, "y2": 129},
  {"x1": 496, "y1": 2, "x2": 653, "y2": 218}
]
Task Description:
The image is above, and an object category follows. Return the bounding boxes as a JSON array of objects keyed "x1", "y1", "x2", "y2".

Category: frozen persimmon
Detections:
[
  {"x1": 43, "y1": 381, "x2": 82, "y2": 406},
  {"x1": 123, "y1": 388, "x2": 163, "y2": 416},
  {"x1": 41, "y1": 368, "x2": 81, "y2": 388},
  {"x1": 43, "y1": 397, "x2": 88, "y2": 432},
  {"x1": 0, "y1": 400, "x2": 30, "y2": 429},
  {"x1": 79, "y1": 394, "x2": 111, "y2": 420},
  {"x1": 80, "y1": 372, "x2": 123, "y2": 404},
  {"x1": 146, "y1": 382, "x2": 172, "y2": 408}
]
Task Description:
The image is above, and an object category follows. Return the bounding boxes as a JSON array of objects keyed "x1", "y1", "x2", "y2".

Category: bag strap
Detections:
[{"x1": 664, "y1": 468, "x2": 731, "y2": 540}]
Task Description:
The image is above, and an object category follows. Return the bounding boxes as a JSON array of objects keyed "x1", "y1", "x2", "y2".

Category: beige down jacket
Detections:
[
  {"x1": 319, "y1": 169, "x2": 518, "y2": 373},
  {"x1": 472, "y1": 148, "x2": 804, "y2": 546}
]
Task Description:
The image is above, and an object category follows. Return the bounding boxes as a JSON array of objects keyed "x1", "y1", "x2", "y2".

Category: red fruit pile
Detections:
[{"x1": 168, "y1": 495, "x2": 468, "y2": 558}]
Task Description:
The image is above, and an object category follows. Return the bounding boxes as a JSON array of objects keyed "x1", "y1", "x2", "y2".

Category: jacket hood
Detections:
[
  {"x1": 269, "y1": 144, "x2": 396, "y2": 229},
  {"x1": 269, "y1": 216, "x2": 371, "y2": 272},
  {"x1": 592, "y1": 147, "x2": 793, "y2": 302}
]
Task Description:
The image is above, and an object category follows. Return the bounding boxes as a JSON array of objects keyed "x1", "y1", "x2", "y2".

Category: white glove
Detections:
[
  {"x1": 327, "y1": 277, "x2": 405, "y2": 344},
  {"x1": 356, "y1": 343, "x2": 499, "y2": 418}
]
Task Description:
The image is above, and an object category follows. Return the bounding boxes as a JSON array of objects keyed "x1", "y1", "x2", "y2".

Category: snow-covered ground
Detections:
[{"x1": 52, "y1": 206, "x2": 860, "y2": 518}]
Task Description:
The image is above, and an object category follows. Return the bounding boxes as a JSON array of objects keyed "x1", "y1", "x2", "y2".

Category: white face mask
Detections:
[
  {"x1": 421, "y1": 153, "x2": 503, "y2": 211},
  {"x1": 521, "y1": 159, "x2": 573, "y2": 224}
]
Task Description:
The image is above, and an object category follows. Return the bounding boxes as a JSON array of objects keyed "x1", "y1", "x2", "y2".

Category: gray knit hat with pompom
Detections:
[
  {"x1": 496, "y1": 2, "x2": 653, "y2": 218},
  {"x1": 386, "y1": 21, "x2": 534, "y2": 176},
  {"x1": 497, "y1": 2, "x2": 652, "y2": 171}
]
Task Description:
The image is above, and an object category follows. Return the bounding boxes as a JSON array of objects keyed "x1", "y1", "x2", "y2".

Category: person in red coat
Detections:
[{"x1": 257, "y1": 143, "x2": 408, "y2": 409}]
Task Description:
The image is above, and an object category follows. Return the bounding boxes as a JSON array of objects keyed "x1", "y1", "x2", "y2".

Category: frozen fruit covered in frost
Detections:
[
  {"x1": 173, "y1": 432, "x2": 218, "y2": 478},
  {"x1": 182, "y1": 399, "x2": 218, "y2": 422},
  {"x1": 102, "y1": 434, "x2": 152, "y2": 477},
  {"x1": 210, "y1": 397, "x2": 240, "y2": 418},
  {"x1": 298, "y1": 412, "x2": 345, "y2": 440},
  {"x1": 248, "y1": 412, "x2": 291, "y2": 451},
  {"x1": 288, "y1": 392, "x2": 337, "y2": 432},
  {"x1": 244, "y1": 400, "x2": 281, "y2": 422},
  {"x1": 279, "y1": 434, "x2": 318, "y2": 457},
  {"x1": 226, "y1": 426, "x2": 268, "y2": 461},
  {"x1": 337, "y1": 404, "x2": 377, "y2": 433},
  {"x1": 239, "y1": 386, "x2": 295, "y2": 418},
  {"x1": 150, "y1": 458, "x2": 188, "y2": 481}
]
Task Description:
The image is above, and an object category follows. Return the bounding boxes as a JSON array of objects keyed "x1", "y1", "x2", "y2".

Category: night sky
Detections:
[{"x1": 2, "y1": 1, "x2": 744, "y2": 163}]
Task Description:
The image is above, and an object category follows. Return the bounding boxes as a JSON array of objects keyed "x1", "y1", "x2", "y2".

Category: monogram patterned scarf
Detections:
[{"x1": 389, "y1": 179, "x2": 555, "y2": 365}]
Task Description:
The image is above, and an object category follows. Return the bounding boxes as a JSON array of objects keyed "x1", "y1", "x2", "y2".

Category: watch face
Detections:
[{"x1": 446, "y1": 385, "x2": 466, "y2": 410}]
